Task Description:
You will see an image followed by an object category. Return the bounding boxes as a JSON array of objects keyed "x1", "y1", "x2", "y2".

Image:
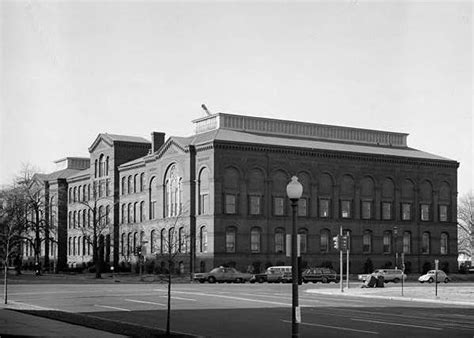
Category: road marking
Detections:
[
  {"x1": 94, "y1": 304, "x2": 131, "y2": 311},
  {"x1": 351, "y1": 318, "x2": 443, "y2": 330},
  {"x1": 156, "y1": 290, "x2": 292, "y2": 306},
  {"x1": 124, "y1": 299, "x2": 166, "y2": 306},
  {"x1": 158, "y1": 296, "x2": 197, "y2": 302},
  {"x1": 281, "y1": 320, "x2": 379, "y2": 335}
]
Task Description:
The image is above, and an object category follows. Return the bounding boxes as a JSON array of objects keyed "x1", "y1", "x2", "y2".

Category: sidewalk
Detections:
[
  {"x1": 0, "y1": 306, "x2": 126, "y2": 337},
  {"x1": 306, "y1": 283, "x2": 474, "y2": 307}
]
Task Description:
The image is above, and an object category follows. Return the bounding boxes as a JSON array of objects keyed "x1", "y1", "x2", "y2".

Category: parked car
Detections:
[
  {"x1": 193, "y1": 267, "x2": 253, "y2": 283},
  {"x1": 358, "y1": 269, "x2": 407, "y2": 283},
  {"x1": 302, "y1": 267, "x2": 338, "y2": 283},
  {"x1": 250, "y1": 266, "x2": 292, "y2": 283},
  {"x1": 418, "y1": 270, "x2": 450, "y2": 283}
]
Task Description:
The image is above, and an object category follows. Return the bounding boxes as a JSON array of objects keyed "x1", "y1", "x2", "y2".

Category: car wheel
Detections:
[
  {"x1": 322, "y1": 277, "x2": 328, "y2": 283},
  {"x1": 208, "y1": 276, "x2": 216, "y2": 283},
  {"x1": 393, "y1": 278, "x2": 400, "y2": 283},
  {"x1": 235, "y1": 278, "x2": 243, "y2": 283},
  {"x1": 428, "y1": 277, "x2": 434, "y2": 283},
  {"x1": 444, "y1": 278, "x2": 449, "y2": 283}
]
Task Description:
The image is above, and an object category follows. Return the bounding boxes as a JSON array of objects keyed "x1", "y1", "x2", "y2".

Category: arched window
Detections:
[
  {"x1": 77, "y1": 236, "x2": 81, "y2": 256},
  {"x1": 383, "y1": 231, "x2": 392, "y2": 254},
  {"x1": 133, "y1": 202, "x2": 138, "y2": 223},
  {"x1": 440, "y1": 233, "x2": 448, "y2": 255},
  {"x1": 98, "y1": 206, "x2": 104, "y2": 226},
  {"x1": 127, "y1": 233, "x2": 132, "y2": 256},
  {"x1": 199, "y1": 167, "x2": 210, "y2": 215},
  {"x1": 78, "y1": 187, "x2": 81, "y2": 202},
  {"x1": 199, "y1": 226, "x2": 207, "y2": 253},
  {"x1": 250, "y1": 227, "x2": 261, "y2": 253},
  {"x1": 68, "y1": 212, "x2": 72, "y2": 229},
  {"x1": 73, "y1": 187, "x2": 77, "y2": 202},
  {"x1": 121, "y1": 233, "x2": 125, "y2": 256},
  {"x1": 105, "y1": 156, "x2": 109, "y2": 176},
  {"x1": 73, "y1": 236, "x2": 76, "y2": 255},
  {"x1": 134, "y1": 174, "x2": 138, "y2": 193},
  {"x1": 140, "y1": 231, "x2": 145, "y2": 251},
  {"x1": 363, "y1": 230, "x2": 372, "y2": 253},
  {"x1": 82, "y1": 186, "x2": 86, "y2": 201},
  {"x1": 88, "y1": 209, "x2": 91, "y2": 227},
  {"x1": 83, "y1": 237, "x2": 87, "y2": 256},
  {"x1": 169, "y1": 228, "x2": 175, "y2": 253},
  {"x1": 99, "y1": 154, "x2": 105, "y2": 177},
  {"x1": 128, "y1": 176, "x2": 132, "y2": 195},
  {"x1": 127, "y1": 203, "x2": 132, "y2": 223},
  {"x1": 298, "y1": 229, "x2": 307, "y2": 254},
  {"x1": 88, "y1": 184, "x2": 91, "y2": 200},
  {"x1": 121, "y1": 177, "x2": 126, "y2": 195},
  {"x1": 73, "y1": 211, "x2": 77, "y2": 228},
  {"x1": 94, "y1": 160, "x2": 98, "y2": 178},
  {"x1": 178, "y1": 227, "x2": 184, "y2": 253},
  {"x1": 68, "y1": 237, "x2": 72, "y2": 255},
  {"x1": 320, "y1": 229, "x2": 329, "y2": 253},
  {"x1": 140, "y1": 201, "x2": 145, "y2": 222},
  {"x1": 422, "y1": 232, "x2": 430, "y2": 254},
  {"x1": 68, "y1": 188, "x2": 72, "y2": 203},
  {"x1": 226, "y1": 227, "x2": 236, "y2": 253},
  {"x1": 160, "y1": 229, "x2": 167, "y2": 254},
  {"x1": 165, "y1": 164, "x2": 182, "y2": 217},
  {"x1": 150, "y1": 230, "x2": 156, "y2": 253},
  {"x1": 149, "y1": 177, "x2": 157, "y2": 220},
  {"x1": 140, "y1": 173, "x2": 145, "y2": 192},
  {"x1": 275, "y1": 228, "x2": 285, "y2": 253},
  {"x1": 403, "y1": 231, "x2": 411, "y2": 254},
  {"x1": 82, "y1": 210, "x2": 86, "y2": 227}
]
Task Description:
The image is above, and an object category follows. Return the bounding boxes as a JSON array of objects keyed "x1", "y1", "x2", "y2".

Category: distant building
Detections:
[{"x1": 24, "y1": 113, "x2": 459, "y2": 274}]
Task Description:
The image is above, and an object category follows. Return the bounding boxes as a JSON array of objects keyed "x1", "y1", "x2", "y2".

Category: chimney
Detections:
[{"x1": 151, "y1": 132, "x2": 165, "y2": 153}]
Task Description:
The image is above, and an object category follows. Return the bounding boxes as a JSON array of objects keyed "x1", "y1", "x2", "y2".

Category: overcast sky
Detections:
[{"x1": 1, "y1": 1, "x2": 472, "y2": 196}]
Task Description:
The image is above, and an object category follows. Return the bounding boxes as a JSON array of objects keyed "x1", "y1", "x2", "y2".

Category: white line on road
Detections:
[
  {"x1": 351, "y1": 318, "x2": 443, "y2": 330},
  {"x1": 124, "y1": 299, "x2": 166, "y2": 306},
  {"x1": 281, "y1": 320, "x2": 379, "y2": 335},
  {"x1": 159, "y1": 296, "x2": 197, "y2": 302},
  {"x1": 94, "y1": 304, "x2": 131, "y2": 311}
]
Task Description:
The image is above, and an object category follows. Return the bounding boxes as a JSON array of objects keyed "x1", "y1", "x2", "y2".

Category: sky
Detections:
[{"x1": 1, "y1": 1, "x2": 472, "y2": 196}]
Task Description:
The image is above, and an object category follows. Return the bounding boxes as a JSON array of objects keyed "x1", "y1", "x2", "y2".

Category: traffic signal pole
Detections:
[
  {"x1": 340, "y1": 226, "x2": 343, "y2": 293},
  {"x1": 346, "y1": 231, "x2": 350, "y2": 289}
]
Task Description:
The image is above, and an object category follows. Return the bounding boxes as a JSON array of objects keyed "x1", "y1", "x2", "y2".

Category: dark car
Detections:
[
  {"x1": 302, "y1": 267, "x2": 338, "y2": 283},
  {"x1": 193, "y1": 267, "x2": 252, "y2": 283}
]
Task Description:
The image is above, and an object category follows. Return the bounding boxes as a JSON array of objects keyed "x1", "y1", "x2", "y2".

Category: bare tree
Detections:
[
  {"x1": 458, "y1": 191, "x2": 473, "y2": 259},
  {"x1": 75, "y1": 181, "x2": 112, "y2": 278},
  {"x1": 154, "y1": 212, "x2": 190, "y2": 336},
  {"x1": 0, "y1": 185, "x2": 28, "y2": 304}
]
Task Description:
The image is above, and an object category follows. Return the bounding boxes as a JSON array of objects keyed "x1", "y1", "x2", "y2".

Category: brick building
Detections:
[{"x1": 24, "y1": 113, "x2": 459, "y2": 274}]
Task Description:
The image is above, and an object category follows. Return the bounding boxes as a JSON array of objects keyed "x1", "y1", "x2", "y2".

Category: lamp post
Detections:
[
  {"x1": 393, "y1": 226, "x2": 398, "y2": 268},
  {"x1": 286, "y1": 176, "x2": 303, "y2": 338}
]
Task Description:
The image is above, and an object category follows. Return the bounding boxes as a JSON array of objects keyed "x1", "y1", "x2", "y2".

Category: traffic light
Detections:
[
  {"x1": 333, "y1": 235, "x2": 340, "y2": 250},
  {"x1": 340, "y1": 235, "x2": 348, "y2": 251},
  {"x1": 136, "y1": 245, "x2": 142, "y2": 256}
]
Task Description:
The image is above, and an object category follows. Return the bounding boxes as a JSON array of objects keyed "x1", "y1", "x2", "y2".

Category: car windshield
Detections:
[{"x1": 210, "y1": 268, "x2": 223, "y2": 273}]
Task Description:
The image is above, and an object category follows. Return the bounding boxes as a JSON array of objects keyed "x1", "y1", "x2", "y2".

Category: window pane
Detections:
[
  {"x1": 361, "y1": 201, "x2": 372, "y2": 219},
  {"x1": 298, "y1": 198, "x2": 307, "y2": 217},
  {"x1": 225, "y1": 194, "x2": 236, "y2": 214},
  {"x1": 440, "y1": 233, "x2": 448, "y2": 255},
  {"x1": 251, "y1": 229, "x2": 260, "y2": 253},
  {"x1": 383, "y1": 232, "x2": 391, "y2": 253},
  {"x1": 250, "y1": 196, "x2": 261, "y2": 215},
  {"x1": 363, "y1": 232, "x2": 371, "y2": 253},
  {"x1": 403, "y1": 232, "x2": 411, "y2": 254},
  {"x1": 421, "y1": 204, "x2": 430, "y2": 221},
  {"x1": 275, "y1": 231, "x2": 284, "y2": 253},
  {"x1": 319, "y1": 199, "x2": 330, "y2": 218},
  {"x1": 200, "y1": 194, "x2": 209, "y2": 214},
  {"x1": 422, "y1": 232, "x2": 430, "y2": 254},
  {"x1": 320, "y1": 231, "x2": 328, "y2": 252},
  {"x1": 341, "y1": 200, "x2": 351, "y2": 218},
  {"x1": 274, "y1": 197, "x2": 285, "y2": 216},
  {"x1": 226, "y1": 229, "x2": 236, "y2": 253},
  {"x1": 382, "y1": 202, "x2": 392, "y2": 220},
  {"x1": 299, "y1": 233, "x2": 307, "y2": 253},
  {"x1": 402, "y1": 203, "x2": 411, "y2": 220},
  {"x1": 439, "y1": 205, "x2": 448, "y2": 222}
]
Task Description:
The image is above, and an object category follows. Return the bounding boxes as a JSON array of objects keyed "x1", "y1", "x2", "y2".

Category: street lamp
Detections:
[
  {"x1": 286, "y1": 176, "x2": 303, "y2": 338},
  {"x1": 393, "y1": 226, "x2": 398, "y2": 268}
]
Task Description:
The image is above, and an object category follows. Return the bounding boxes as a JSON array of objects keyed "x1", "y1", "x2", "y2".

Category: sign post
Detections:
[
  {"x1": 435, "y1": 259, "x2": 439, "y2": 297},
  {"x1": 339, "y1": 227, "x2": 343, "y2": 293},
  {"x1": 346, "y1": 231, "x2": 350, "y2": 289}
]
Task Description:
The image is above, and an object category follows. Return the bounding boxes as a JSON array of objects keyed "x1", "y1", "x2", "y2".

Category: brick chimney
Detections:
[{"x1": 151, "y1": 132, "x2": 165, "y2": 153}]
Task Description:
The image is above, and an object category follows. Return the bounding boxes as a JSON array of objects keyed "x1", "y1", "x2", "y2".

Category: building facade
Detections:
[{"x1": 25, "y1": 113, "x2": 459, "y2": 274}]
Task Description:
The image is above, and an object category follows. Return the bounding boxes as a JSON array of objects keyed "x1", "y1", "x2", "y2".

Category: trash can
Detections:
[{"x1": 376, "y1": 276, "x2": 385, "y2": 287}]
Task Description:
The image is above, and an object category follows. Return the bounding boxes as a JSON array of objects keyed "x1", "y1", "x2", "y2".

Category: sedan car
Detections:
[
  {"x1": 418, "y1": 270, "x2": 450, "y2": 283},
  {"x1": 302, "y1": 267, "x2": 338, "y2": 283},
  {"x1": 193, "y1": 267, "x2": 253, "y2": 283}
]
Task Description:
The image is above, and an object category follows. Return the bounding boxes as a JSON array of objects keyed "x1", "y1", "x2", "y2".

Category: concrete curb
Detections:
[{"x1": 305, "y1": 289, "x2": 474, "y2": 307}]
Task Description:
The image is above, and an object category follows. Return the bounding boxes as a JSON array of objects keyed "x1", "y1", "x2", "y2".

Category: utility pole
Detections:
[{"x1": 340, "y1": 226, "x2": 343, "y2": 293}]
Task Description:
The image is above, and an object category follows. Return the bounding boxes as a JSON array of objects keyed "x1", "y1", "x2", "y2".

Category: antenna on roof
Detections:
[{"x1": 201, "y1": 104, "x2": 212, "y2": 116}]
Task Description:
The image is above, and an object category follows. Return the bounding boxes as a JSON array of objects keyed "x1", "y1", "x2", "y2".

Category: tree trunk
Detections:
[{"x1": 3, "y1": 263, "x2": 8, "y2": 304}]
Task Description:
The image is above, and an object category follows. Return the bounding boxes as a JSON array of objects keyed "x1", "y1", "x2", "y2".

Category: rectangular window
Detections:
[
  {"x1": 249, "y1": 196, "x2": 262, "y2": 215},
  {"x1": 383, "y1": 234, "x2": 391, "y2": 254},
  {"x1": 274, "y1": 197, "x2": 285, "y2": 216},
  {"x1": 401, "y1": 203, "x2": 411, "y2": 221},
  {"x1": 382, "y1": 202, "x2": 392, "y2": 220},
  {"x1": 361, "y1": 201, "x2": 372, "y2": 219},
  {"x1": 420, "y1": 204, "x2": 430, "y2": 221},
  {"x1": 251, "y1": 231, "x2": 260, "y2": 253},
  {"x1": 275, "y1": 232, "x2": 284, "y2": 253},
  {"x1": 225, "y1": 194, "x2": 236, "y2": 214},
  {"x1": 319, "y1": 199, "x2": 330, "y2": 218},
  {"x1": 200, "y1": 194, "x2": 209, "y2": 215},
  {"x1": 298, "y1": 198, "x2": 307, "y2": 217},
  {"x1": 226, "y1": 231, "x2": 235, "y2": 253},
  {"x1": 106, "y1": 179, "x2": 110, "y2": 197},
  {"x1": 340, "y1": 200, "x2": 351, "y2": 218},
  {"x1": 439, "y1": 205, "x2": 448, "y2": 222}
]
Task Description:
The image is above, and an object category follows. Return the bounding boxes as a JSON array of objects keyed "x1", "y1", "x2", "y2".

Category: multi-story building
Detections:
[{"x1": 25, "y1": 113, "x2": 459, "y2": 274}]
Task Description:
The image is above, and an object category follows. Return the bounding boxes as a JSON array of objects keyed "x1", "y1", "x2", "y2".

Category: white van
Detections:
[{"x1": 266, "y1": 266, "x2": 292, "y2": 283}]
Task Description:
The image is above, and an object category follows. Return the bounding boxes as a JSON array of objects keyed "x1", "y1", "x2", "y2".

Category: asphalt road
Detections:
[{"x1": 6, "y1": 282, "x2": 474, "y2": 337}]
